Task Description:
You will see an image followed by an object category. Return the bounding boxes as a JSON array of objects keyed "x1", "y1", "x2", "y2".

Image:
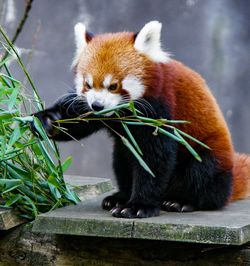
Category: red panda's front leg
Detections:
[
  {"x1": 102, "y1": 140, "x2": 133, "y2": 211},
  {"x1": 110, "y1": 126, "x2": 178, "y2": 218},
  {"x1": 32, "y1": 93, "x2": 103, "y2": 141}
]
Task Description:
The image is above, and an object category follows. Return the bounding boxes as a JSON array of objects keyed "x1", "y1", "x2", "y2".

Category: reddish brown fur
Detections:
[
  {"x1": 77, "y1": 33, "x2": 146, "y2": 88},
  {"x1": 76, "y1": 31, "x2": 250, "y2": 201},
  {"x1": 231, "y1": 153, "x2": 250, "y2": 200}
]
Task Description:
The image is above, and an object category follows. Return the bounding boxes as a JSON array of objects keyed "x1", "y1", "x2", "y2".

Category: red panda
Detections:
[{"x1": 34, "y1": 21, "x2": 250, "y2": 218}]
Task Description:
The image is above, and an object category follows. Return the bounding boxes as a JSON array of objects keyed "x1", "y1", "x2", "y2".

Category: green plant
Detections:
[{"x1": 0, "y1": 26, "x2": 80, "y2": 220}]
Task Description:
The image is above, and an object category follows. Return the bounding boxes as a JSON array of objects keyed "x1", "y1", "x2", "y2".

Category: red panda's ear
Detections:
[
  {"x1": 72, "y1": 23, "x2": 94, "y2": 68},
  {"x1": 74, "y1": 23, "x2": 93, "y2": 50},
  {"x1": 134, "y1": 21, "x2": 169, "y2": 63}
]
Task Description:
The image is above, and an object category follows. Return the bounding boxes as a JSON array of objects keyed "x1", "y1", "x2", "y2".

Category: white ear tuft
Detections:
[
  {"x1": 134, "y1": 21, "x2": 169, "y2": 63},
  {"x1": 74, "y1": 22, "x2": 87, "y2": 50},
  {"x1": 72, "y1": 23, "x2": 88, "y2": 68}
]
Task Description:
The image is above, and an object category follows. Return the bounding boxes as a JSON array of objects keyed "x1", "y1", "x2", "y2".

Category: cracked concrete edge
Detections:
[
  {"x1": 32, "y1": 216, "x2": 134, "y2": 239},
  {"x1": 32, "y1": 217, "x2": 249, "y2": 245},
  {"x1": 133, "y1": 222, "x2": 244, "y2": 245}
]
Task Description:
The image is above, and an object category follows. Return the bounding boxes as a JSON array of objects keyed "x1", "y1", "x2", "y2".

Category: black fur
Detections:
[
  {"x1": 33, "y1": 94, "x2": 232, "y2": 218},
  {"x1": 33, "y1": 93, "x2": 102, "y2": 141},
  {"x1": 163, "y1": 150, "x2": 232, "y2": 211}
]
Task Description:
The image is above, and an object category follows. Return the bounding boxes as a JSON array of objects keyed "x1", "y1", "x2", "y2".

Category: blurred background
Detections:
[{"x1": 1, "y1": 0, "x2": 250, "y2": 180}]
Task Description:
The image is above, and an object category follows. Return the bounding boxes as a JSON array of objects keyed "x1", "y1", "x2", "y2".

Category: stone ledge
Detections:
[
  {"x1": 0, "y1": 208, "x2": 25, "y2": 231},
  {"x1": 0, "y1": 176, "x2": 112, "y2": 230},
  {"x1": 32, "y1": 192, "x2": 250, "y2": 246}
]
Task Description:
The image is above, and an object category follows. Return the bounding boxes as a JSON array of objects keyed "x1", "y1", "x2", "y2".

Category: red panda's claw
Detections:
[
  {"x1": 161, "y1": 201, "x2": 195, "y2": 212},
  {"x1": 181, "y1": 205, "x2": 195, "y2": 212},
  {"x1": 110, "y1": 205, "x2": 160, "y2": 219},
  {"x1": 102, "y1": 194, "x2": 128, "y2": 211}
]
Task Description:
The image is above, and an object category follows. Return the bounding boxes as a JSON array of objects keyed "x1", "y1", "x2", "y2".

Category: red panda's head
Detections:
[{"x1": 72, "y1": 21, "x2": 170, "y2": 115}]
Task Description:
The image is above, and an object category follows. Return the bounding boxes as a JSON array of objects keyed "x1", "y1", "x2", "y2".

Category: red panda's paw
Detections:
[
  {"x1": 102, "y1": 193, "x2": 128, "y2": 211},
  {"x1": 31, "y1": 110, "x2": 62, "y2": 138},
  {"x1": 161, "y1": 201, "x2": 195, "y2": 212},
  {"x1": 110, "y1": 204, "x2": 160, "y2": 219}
]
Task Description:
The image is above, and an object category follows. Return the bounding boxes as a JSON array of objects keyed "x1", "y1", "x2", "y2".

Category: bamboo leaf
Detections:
[
  {"x1": 121, "y1": 136, "x2": 155, "y2": 177},
  {"x1": 4, "y1": 194, "x2": 22, "y2": 207},
  {"x1": 158, "y1": 127, "x2": 184, "y2": 143},
  {"x1": 60, "y1": 156, "x2": 73, "y2": 173},
  {"x1": 115, "y1": 111, "x2": 143, "y2": 155},
  {"x1": 8, "y1": 126, "x2": 27, "y2": 147},
  {"x1": 175, "y1": 128, "x2": 211, "y2": 150},
  {"x1": 174, "y1": 129, "x2": 202, "y2": 162},
  {"x1": 94, "y1": 103, "x2": 130, "y2": 115}
]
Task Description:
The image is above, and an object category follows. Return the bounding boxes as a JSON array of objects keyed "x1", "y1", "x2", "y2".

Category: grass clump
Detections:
[{"x1": 0, "y1": 26, "x2": 80, "y2": 220}]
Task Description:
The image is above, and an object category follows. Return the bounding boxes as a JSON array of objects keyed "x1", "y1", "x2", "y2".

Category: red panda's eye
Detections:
[
  {"x1": 108, "y1": 83, "x2": 118, "y2": 92},
  {"x1": 85, "y1": 82, "x2": 92, "y2": 90}
]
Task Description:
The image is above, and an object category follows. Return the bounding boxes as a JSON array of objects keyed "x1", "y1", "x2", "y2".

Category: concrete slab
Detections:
[
  {"x1": 0, "y1": 176, "x2": 112, "y2": 230},
  {"x1": 32, "y1": 192, "x2": 250, "y2": 245}
]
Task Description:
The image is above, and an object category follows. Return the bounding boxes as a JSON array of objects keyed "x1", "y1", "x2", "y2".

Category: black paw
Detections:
[
  {"x1": 161, "y1": 201, "x2": 195, "y2": 212},
  {"x1": 102, "y1": 194, "x2": 128, "y2": 211},
  {"x1": 110, "y1": 204, "x2": 160, "y2": 218},
  {"x1": 30, "y1": 110, "x2": 61, "y2": 138}
]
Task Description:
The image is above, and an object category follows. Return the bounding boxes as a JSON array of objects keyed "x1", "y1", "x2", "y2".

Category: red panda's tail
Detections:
[{"x1": 231, "y1": 153, "x2": 250, "y2": 201}]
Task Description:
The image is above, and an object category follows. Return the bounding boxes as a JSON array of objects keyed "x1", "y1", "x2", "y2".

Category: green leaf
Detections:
[
  {"x1": 8, "y1": 87, "x2": 19, "y2": 111},
  {"x1": 33, "y1": 116, "x2": 57, "y2": 154},
  {"x1": 174, "y1": 129, "x2": 202, "y2": 162},
  {"x1": 37, "y1": 140, "x2": 56, "y2": 173},
  {"x1": 0, "y1": 110, "x2": 18, "y2": 120},
  {"x1": 64, "y1": 184, "x2": 80, "y2": 203},
  {"x1": 60, "y1": 156, "x2": 73, "y2": 173},
  {"x1": 48, "y1": 182, "x2": 62, "y2": 200},
  {"x1": 121, "y1": 136, "x2": 155, "y2": 177},
  {"x1": 4, "y1": 194, "x2": 22, "y2": 207},
  {"x1": 8, "y1": 126, "x2": 27, "y2": 147},
  {"x1": 0, "y1": 73, "x2": 21, "y2": 85},
  {"x1": 94, "y1": 102, "x2": 130, "y2": 115},
  {"x1": 175, "y1": 128, "x2": 211, "y2": 150},
  {"x1": 158, "y1": 128, "x2": 183, "y2": 143},
  {"x1": 0, "y1": 179, "x2": 23, "y2": 193},
  {"x1": 115, "y1": 111, "x2": 143, "y2": 155},
  {"x1": 14, "y1": 116, "x2": 34, "y2": 123},
  {"x1": 22, "y1": 195, "x2": 38, "y2": 217}
]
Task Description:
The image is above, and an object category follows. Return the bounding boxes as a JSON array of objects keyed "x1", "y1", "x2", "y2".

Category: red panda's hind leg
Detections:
[{"x1": 163, "y1": 150, "x2": 233, "y2": 211}]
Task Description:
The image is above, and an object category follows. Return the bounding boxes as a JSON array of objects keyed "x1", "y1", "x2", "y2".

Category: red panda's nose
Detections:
[{"x1": 91, "y1": 101, "x2": 104, "y2": 111}]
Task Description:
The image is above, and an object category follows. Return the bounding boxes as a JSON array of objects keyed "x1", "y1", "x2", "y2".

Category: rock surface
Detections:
[{"x1": 33, "y1": 192, "x2": 250, "y2": 245}]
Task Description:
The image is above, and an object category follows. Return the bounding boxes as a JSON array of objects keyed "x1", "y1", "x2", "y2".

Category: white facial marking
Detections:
[
  {"x1": 75, "y1": 72, "x2": 84, "y2": 95},
  {"x1": 72, "y1": 22, "x2": 87, "y2": 68},
  {"x1": 103, "y1": 74, "x2": 113, "y2": 87},
  {"x1": 85, "y1": 89, "x2": 122, "y2": 116},
  {"x1": 122, "y1": 75, "x2": 145, "y2": 100},
  {"x1": 86, "y1": 73, "x2": 93, "y2": 87},
  {"x1": 134, "y1": 21, "x2": 170, "y2": 63}
]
